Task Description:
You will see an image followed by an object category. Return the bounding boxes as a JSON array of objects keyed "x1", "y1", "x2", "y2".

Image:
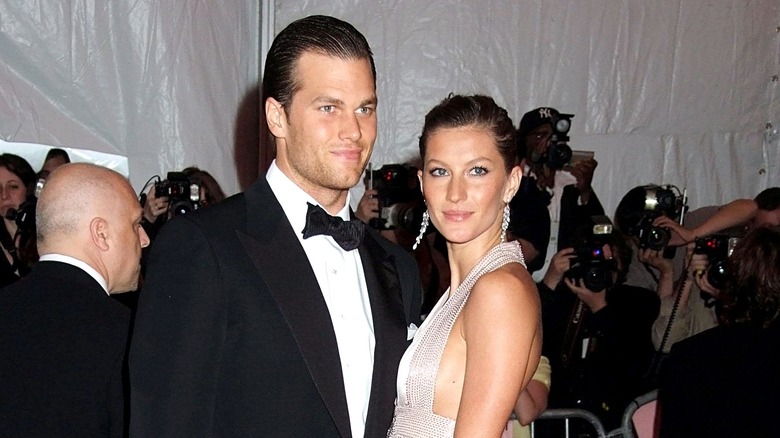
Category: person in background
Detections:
[
  {"x1": 0, "y1": 153, "x2": 38, "y2": 287},
  {"x1": 37, "y1": 147, "x2": 71, "y2": 180},
  {"x1": 506, "y1": 356, "x2": 551, "y2": 438},
  {"x1": 0, "y1": 163, "x2": 150, "y2": 437},
  {"x1": 141, "y1": 166, "x2": 227, "y2": 234},
  {"x1": 508, "y1": 107, "x2": 604, "y2": 278},
  {"x1": 388, "y1": 94, "x2": 541, "y2": 437},
  {"x1": 129, "y1": 15, "x2": 421, "y2": 438},
  {"x1": 537, "y1": 229, "x2": 658, "y2": 433},
  {"x1": 659, "y1": 226, "x2": 780, "y2": 438},
  {"x1": 621, "y1": 187, "x2": 780, "y2": 355}
]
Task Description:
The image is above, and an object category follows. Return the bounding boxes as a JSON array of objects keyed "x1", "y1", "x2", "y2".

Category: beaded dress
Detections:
[{"x1": 387, "y1": 241, "x2": 525, "y2": 437}]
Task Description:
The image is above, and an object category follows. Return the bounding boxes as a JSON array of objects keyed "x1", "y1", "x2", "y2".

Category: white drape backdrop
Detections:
[{"x1": 1, "y1": 1, "x2": 778, "y2": 216}]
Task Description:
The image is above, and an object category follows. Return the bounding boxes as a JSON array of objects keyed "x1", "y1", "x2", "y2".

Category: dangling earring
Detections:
[
  {"x1": 501, "y1": 203, "x2": 510, "y2": 243},
  {"x1": 413, "y1": 210, "x2": 430, "y2": 251}
]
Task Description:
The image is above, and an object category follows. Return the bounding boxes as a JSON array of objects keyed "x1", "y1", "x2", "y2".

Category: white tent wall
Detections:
[
  {"x1": 0, "y1": 1, "x2": 778, "y2": 218},
  {"x1": 0, "y1": 1, "x2": 259, "y2": 196},
  {"x1": 277, "y1": 0, "x2": 780, "y2": 216}
]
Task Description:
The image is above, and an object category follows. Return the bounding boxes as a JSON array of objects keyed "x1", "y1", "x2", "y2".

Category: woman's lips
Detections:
[{"x1": 442, "y1": 210, "x2": 472, "y2": 222}]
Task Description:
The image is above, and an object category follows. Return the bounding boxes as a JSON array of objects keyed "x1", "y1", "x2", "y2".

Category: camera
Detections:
[
  {"x1": 4, "y1": 178, "x2": 45, "y2": 235},
  {"x1": 5, "y1": 198, "x2": 36, "y2": 234},
  {"x1": 367, "y1": 163, "x2": 424, "y2": 231},
  {"x1": 628, "y1": 185, "x2": 687, "y2": 251},
  {"x1": 694, "y1": 234, "x2": 739, "y2": 290},
  {"x1": 154, "y1": 171, "x2": 201, "y2": 216},
  {"x1": 565, "y1": 215, "x2": 618, "y2": 292},
  {"x1": 535, "y1": 112, "x2": 574, "y2": 170}
]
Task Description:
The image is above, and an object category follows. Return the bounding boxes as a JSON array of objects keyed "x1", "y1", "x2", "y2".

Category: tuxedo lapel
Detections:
[
  {"x1": 359, "y1": 232, "x2": 409, "y2": 437},
  {"x1": 237, "y1": 179, "x2": 352, "y2": 438}
]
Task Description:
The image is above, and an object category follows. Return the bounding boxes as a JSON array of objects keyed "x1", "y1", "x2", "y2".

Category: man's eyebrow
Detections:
[
  {"x1": 313, "y1": 96, "x2": 344, "y2": 106},
  {"x1": 359, "y1": 96, "x2": 378, "y2": 107}
]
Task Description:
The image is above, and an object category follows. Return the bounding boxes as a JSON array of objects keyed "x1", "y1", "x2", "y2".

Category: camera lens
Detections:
[
  {"x1": 646, "y1": 227, "x2": 670, "y2": 250},
  {"x1": 170, "y1": 200, "x2": 194, "y2": 216},
  {"x1": 583, "y1": 267, "x2": 611, "y2": 292},
  {"x1": 707, "y1": 259, "x2": 728, "y2": 290},
  {"x1": 547, "y1": 142, "x2": 572, "y2": 169}
]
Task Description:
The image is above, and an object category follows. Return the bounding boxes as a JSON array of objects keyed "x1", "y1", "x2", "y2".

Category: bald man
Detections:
[{"x1": 0, "y1": 163, "x2": 149, "y2": 438}]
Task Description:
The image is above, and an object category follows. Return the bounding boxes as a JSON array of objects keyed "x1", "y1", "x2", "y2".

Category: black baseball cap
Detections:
[{"x1": 518, "y1": 107, "x2": 560, "y2": 138}]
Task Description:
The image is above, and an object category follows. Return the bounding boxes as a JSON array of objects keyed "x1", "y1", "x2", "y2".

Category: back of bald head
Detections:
[{"x1": 36, "y1": 163, "x2": 134, "y2": 253}]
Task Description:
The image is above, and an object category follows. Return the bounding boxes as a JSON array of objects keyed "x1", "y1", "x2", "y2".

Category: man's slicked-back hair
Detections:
[
  {"x1": 262, "y1": 15, "x2": 376, "y2": 107},
  {"x1": 419, "y1": 94, "x2": 518, "y2": 172},
  {"x1": 754, "y1": 187, "x2": 780, "y2": 212}
]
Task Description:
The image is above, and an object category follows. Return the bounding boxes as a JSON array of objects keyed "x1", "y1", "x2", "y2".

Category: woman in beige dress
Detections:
[{"x1": 388, "y1": 94, "x2": 542, "y2": 437}]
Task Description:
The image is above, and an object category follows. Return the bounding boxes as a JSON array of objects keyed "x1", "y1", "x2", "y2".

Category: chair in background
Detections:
[{"x1": 607, "y1": 389, "x2": 659, "y2": 438}]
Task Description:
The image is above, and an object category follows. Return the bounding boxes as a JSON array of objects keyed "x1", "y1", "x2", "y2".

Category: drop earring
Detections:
[
  {"x1": 501, "y1": 203, "x2": 510, "y2": 243},
  {"x1": 413, "y1": 210, "x2": 430, "y2": 250}
]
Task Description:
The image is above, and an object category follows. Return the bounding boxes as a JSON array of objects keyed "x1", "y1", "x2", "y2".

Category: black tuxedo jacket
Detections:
[
  {"x1": 0, "y1": 261, "x2": 130, "y2": 438},
  {"x1": 659, "y1": 323, "x2": 780, "y2": 438},
  {"x1": 130, "y1": 177, "x2": 422, "y2": 438}
]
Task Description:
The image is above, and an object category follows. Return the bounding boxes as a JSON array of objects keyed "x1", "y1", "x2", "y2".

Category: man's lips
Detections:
[{"x1": 332, "y1": 149, "x2": 363, "y2": 161}]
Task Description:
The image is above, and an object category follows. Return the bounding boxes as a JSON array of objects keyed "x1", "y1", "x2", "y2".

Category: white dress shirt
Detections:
[
  {"x1": 38, "y1": 253, "x2": 109, "y2": 295},
  {"x1": 266, "y1": 161, "x2": 374, "y2": 438}
]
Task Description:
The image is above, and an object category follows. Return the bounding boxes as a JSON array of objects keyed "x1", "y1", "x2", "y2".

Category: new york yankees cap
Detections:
[{"x1": 518, "y1": 107, "x2": 560, "y2": 138}]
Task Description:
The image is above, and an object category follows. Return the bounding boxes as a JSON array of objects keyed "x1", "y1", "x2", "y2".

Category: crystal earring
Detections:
[
  {"x1": 413, "y1": 210, "x2": 430, "y2": 250},
  {"x1": 501, "y1": 203, "x2": 510, "y2": 243}
]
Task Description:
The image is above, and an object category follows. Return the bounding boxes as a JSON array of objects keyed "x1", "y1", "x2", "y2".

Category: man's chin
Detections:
[{"x1": 109, "y1": 286, "x2": 137, "y2": 295}]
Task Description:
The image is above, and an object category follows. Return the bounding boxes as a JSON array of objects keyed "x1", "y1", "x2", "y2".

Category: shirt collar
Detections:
[
  {"x1": 38, "y1": 253, "x2": 109, "y2": 295},
  {"x1": 266, "y1": 160, "x2": 352, "y2": 241}
]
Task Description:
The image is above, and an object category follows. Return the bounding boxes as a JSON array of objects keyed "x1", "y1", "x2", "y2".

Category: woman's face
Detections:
[
  {"x1": 419, "y1": 126, "x2": 520, "y2": 246},
  {"x1": 0, "y1": 166, "x2": 27, "y2": 218}
]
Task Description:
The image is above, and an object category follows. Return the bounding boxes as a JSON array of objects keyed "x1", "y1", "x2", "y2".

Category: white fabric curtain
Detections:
[{"x1": 1, "y1": 1, "x2": 777, "y2": 216}]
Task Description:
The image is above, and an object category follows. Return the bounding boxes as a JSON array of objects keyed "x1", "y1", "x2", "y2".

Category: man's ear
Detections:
[
  {"x1": 504, "y1": 165, "x2": 522, "y2": 202},
  {"x1": 90, "y1": 217, "x2": 110, "y2": 251},
  {"x1": 265, "y1": 97, "x2": 286, "y2": 138}
]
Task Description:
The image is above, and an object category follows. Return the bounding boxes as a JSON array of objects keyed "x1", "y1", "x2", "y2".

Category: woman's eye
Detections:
[
  {"x1": 470, "y1": 166, "x2": 488, "y2": 176},
  {"x1": 429, "y1": 168, "x2": 448, "y2": 177}
]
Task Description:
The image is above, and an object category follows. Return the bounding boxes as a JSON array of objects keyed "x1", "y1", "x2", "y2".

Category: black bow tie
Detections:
[{"x1": 301, "y1": 202, "x2": 364, "y2": 251}]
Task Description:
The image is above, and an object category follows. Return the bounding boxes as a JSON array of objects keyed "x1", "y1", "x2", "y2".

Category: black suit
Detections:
[
  {"x1": 130, "y1": 177, "x2": 422, "y2": 438},
  {"x1": 0, "y1": 261, "x2": 130, "y2": 438},
  {"x1": 659, "y1": 323, "x2": 780, "y2": 438}
]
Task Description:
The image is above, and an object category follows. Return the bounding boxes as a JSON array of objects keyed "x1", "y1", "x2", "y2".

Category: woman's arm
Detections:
[
  {"x1": 455, "y1": 267, "x2": 542, "y2": 438},
  {"x1": 514, "y1": 355, "x2": 551, "y2": 425},
  {"x1": 656, "y1": 199, "x2": 758, "y2": 246}
]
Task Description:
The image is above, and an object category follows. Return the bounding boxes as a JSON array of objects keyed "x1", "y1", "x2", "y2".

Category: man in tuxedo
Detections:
[
  {"x1": 129, "y1": 15, "x2": 422, "y2": 438},
  {"x1": 0, "y1": 163, "x2": 150, "y2": 437}
]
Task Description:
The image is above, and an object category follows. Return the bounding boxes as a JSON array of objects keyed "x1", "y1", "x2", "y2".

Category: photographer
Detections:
[
  {"x1": 537, "y1": 222, "x2": 659, "y2": 432},
  {"x1": 0, "y1": 153, "x2": 39, "y2": 288},
  {"x1": 619, "y1": 187, "x2": 780, "y2": 354},
  {"x1": 508, "y1": 107, "x2": 604, "y2": 277},
  {"x1": 355, "y1": 164, "x2": 449, "y2": 315},
  {"x1": 141, "y1": 166, "x2": 226, "y2": 241},
  {"x1": 659, "y1": 226, "x2": 780, "y2": 437},
  {"x1": 37, "y1": 148, "x2": 70, "y2": 180},
  {"x1": 134, "y1": 166, "x2": 225, "y2": 299}
]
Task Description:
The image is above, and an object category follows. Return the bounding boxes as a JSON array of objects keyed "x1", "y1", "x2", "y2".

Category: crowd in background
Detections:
[{"x1": 1, "y1": 13, "x2": 779, "y2": 438}]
